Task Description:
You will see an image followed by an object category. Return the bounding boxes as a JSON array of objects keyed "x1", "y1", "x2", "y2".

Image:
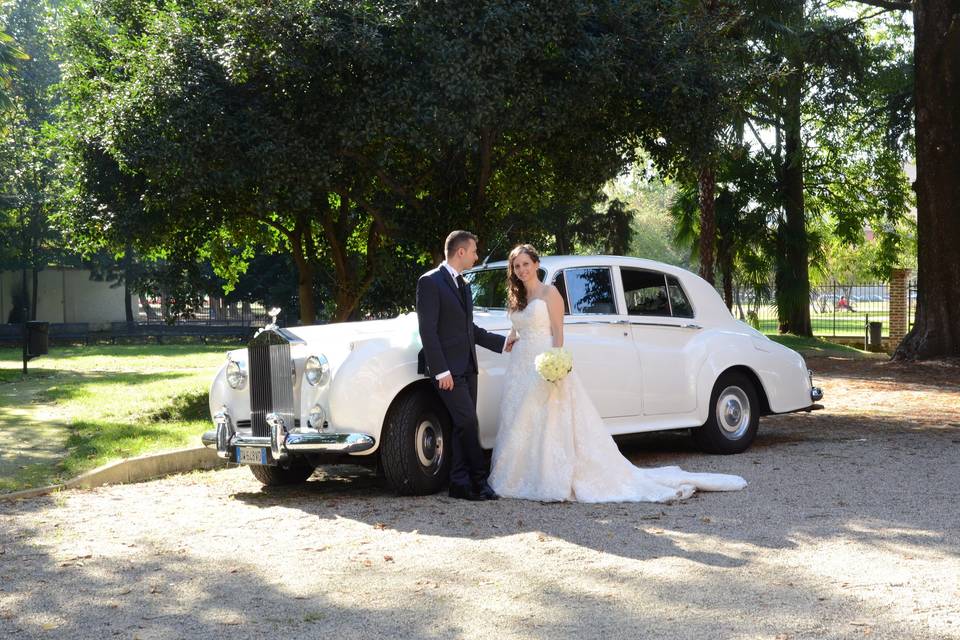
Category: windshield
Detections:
[{"x1": 463, "y1": 266, "x2": 546, "y2": 309}]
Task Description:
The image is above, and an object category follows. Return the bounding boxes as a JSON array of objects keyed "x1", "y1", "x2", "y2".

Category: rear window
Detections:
[
  {"x1": 553, "y1": 268, "x2": 616, "y2": 315},
  {"x1": 620, "y1": 269, "x2": 695, "y2": 318}
]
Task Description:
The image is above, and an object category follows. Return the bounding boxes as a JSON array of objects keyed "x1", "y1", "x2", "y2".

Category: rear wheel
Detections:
[
  {"x1": 380, "y1": 388, "x2": 452, "y2": 495},
  {"x1": 692, "y1": 371, "x2": 759, "y2": 454},
  {"x1": 249, "y1": 457, "x2": 316, "y2": 486}
]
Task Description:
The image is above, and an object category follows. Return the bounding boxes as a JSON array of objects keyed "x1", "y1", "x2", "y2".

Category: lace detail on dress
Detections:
[{"x1": 488, "y1": 298, "x2": 747, "y2": 503}]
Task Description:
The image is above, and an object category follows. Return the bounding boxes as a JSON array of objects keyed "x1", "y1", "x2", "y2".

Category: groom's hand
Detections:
[
  {"x1": 437, "y1": 373, "x2": 454, "y2": 390},
  {"x1": 505, "y1": 336, "x2": 518, "y2": 352}
]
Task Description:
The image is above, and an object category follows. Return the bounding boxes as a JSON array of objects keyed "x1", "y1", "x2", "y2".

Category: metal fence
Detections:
[
  {"x1": 738, "y1": 282, "x2": 904, "y2": 338},
  {"x1": 136, "y1": 297, "x2": 270, "y2": 326}
]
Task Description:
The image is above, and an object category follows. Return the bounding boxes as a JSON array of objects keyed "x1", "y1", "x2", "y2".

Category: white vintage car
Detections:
[{"x1": 202, "y1": 255, "x2": 823, "y2": 494}]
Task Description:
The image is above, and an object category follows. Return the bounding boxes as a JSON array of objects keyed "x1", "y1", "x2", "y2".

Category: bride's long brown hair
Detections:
[{"x1": 507, "y1": 244, "x2": 541, "y2": 311}]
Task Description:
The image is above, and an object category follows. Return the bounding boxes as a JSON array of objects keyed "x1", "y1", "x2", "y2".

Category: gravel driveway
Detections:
[{"x1": 2, "y1": 355, "x2": 959, "y2": 640}]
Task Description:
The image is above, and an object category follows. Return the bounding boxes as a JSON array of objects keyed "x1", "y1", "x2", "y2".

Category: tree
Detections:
[
  {"x1": 57, "y1": 0, "x2": 737, "y2": 323},
  {"x1": 1, "y1": 0, "x2": 69, "y2": 320},
  {"x1": 852, "y1": 0, "x2": 960, "y2": 359},
  {"x1": 686, "y1": 2, "x2": 913, "y2": 336}
]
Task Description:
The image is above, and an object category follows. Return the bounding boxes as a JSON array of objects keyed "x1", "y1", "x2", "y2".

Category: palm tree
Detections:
[{"x1": 0, "y1": 30, "x2": 28, "y2": 111}]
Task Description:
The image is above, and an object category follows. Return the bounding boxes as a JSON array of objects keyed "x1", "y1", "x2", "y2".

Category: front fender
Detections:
[{"x1": 326, "y1": 337, "x2": 423, "y2": 454}]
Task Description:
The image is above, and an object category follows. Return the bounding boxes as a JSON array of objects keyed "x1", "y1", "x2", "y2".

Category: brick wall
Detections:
[{"x1": 889, "y1": 268, "x2": 911, "y2": 348}]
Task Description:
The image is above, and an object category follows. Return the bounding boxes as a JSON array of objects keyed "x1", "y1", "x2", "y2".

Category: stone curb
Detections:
[{"x1": 0, "y1": 445, "x2": 230, "y2": 502}]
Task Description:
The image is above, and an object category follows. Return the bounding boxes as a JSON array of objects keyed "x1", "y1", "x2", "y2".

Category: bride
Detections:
[{"x1": 488, "y1": 244, "x2": 747, "y2": 503}]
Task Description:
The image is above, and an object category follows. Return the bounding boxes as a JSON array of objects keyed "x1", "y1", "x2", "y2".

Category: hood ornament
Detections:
[{"x1": 255, "y1": 307, "x2": 282, "y2": 338}]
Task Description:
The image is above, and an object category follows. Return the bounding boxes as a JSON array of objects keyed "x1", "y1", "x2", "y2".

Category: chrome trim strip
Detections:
[{"x1": 625, "y1": 320, "x2": 701, "y2": 329}]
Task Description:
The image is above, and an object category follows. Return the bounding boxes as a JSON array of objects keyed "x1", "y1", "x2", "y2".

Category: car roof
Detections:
[
  {"x1": 469, "y1": 254, "x2": 693, "y2": 277},
  {"x1": 466, "y1": 254, "x2": 734, "y2": 323}
]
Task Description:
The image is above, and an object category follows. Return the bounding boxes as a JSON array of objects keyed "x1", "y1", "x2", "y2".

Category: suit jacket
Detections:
[{"x1": 416, "y1": 266, "x2": 506, "y2": 377}]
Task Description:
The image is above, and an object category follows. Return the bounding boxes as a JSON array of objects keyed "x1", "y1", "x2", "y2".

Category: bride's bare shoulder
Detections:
[{"x1": 543, "y1": 285, "x2": 564, "y2": 314}]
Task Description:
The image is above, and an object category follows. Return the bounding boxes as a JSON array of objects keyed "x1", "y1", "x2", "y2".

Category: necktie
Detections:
[{"x1": 456, "y1": 274, "x2": 468, "y2": 306}]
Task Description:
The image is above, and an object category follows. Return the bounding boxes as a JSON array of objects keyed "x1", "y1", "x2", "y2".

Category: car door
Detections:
[
  {"x1": 619, "y1": 268, "x2": 700, "y2": 416},
  {"x1": 552, "y1": 266, "x2": 643, "y2": 418}
]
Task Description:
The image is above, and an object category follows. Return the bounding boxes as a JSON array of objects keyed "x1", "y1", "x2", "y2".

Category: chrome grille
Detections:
[{"x1": 248, "y1": 329, "x2": 295, "y2": 438}]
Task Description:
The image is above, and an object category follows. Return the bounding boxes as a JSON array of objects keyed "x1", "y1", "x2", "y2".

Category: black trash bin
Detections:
[
  {"x1": 26, "y1": 320, "x2": 49, "y2": 357},
  {"x1": 867, "y1": 321, "x2": 883, "y2": 352}
]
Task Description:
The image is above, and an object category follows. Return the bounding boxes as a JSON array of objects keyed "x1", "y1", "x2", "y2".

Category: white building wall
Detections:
[{"x1": 0, "y1": 269, "x2": 133, "y2": 324}]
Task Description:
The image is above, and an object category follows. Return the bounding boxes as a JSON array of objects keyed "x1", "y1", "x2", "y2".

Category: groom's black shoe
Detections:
[
  {"x1": 474, "y1": 480, "x2": 499, "y2": 501},
  {"x1": 448, "y1": 483, "x2": 485, "y2": 501}
]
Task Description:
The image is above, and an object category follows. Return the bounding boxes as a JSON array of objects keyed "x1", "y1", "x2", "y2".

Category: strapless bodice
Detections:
[{"x1": 509, "y1": 297, "x2": 552, "y2": 339}]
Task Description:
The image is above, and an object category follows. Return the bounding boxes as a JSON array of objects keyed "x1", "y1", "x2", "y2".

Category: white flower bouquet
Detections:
[{"x1": 534, "y1": 347, "x2": 574, "y2": 383}]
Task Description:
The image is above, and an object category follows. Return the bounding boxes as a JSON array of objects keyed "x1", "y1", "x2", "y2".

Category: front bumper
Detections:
[{"x1": 202, "y1": 410, "x2": 375, "y2": 463}]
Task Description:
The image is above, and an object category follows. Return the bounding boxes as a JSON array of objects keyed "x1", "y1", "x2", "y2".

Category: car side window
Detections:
[
  {"x1": 667, "y1": 275, "x2": 694, "y2": 318},
  {"x1": 621, "y1": 268, "x2": 671, "y2": 317},
  {"x1": 556, "y1": 267, "x2": 616, "y2": 315}
]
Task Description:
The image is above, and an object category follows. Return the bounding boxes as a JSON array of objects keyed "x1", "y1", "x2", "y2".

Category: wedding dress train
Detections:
[{"x1": 488, "y1": 298, "x2": 747, "y2": 503}]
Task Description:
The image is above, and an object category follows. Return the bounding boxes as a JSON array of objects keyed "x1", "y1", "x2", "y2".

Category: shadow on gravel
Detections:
[
  {"x1": 0, "y1": 500, "x2": 949, "y2": 640},
  {"x1": 0, "y1": 503, "x2": 405, "y2": 638},
  {"x1": 226, "y1": 404, "x2": 960, "y2": 569},
  {"x1": 806, "y1": 354, "x2": 960, "y2": 390}
]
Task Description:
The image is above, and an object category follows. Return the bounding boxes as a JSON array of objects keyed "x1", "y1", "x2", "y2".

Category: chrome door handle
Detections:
[{"x1": 682, "y1": 323, "x2": 702, "y2": 330}]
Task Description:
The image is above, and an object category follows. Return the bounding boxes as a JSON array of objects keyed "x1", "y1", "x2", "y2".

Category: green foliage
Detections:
[
  {"x1": 53, "y1": 0, "x2": 738, "y2": 321},
  {"x1": 663, "y1": 3, "x2": 914, "y2": 327},
  {"x1": 1, "y1": 0, "x2": 75, "y2": 317},
  {"x1": 0, "y1": 29, "x2": 28, "y2": 111}
]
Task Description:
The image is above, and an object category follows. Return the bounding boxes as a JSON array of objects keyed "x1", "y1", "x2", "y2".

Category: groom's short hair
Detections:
[{"x1": 445, "y1": 230, "x2": 478, "y2": 259}]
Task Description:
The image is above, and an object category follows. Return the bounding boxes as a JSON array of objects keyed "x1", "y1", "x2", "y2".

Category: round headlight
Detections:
[
  {"x1": 226, "y1": 359, "x2": 246, "y2": 390},
  {"x1": 304, "y1": 354, "x2": 330, "y2": 386}
]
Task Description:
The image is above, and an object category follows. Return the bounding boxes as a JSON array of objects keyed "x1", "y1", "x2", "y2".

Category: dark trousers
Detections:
[{"x1": 436, "y1": 372, "x2": 486, "y2": 487}]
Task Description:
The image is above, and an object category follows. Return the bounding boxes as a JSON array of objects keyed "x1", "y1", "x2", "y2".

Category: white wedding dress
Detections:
[{"x1": 488, "y1": 298, "x2": 747, "y2": 503}]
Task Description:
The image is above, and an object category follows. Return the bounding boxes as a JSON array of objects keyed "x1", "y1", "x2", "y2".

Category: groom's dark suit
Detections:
[{"x1": 416, "y1": 265, "x2": 506, "y2": 492}]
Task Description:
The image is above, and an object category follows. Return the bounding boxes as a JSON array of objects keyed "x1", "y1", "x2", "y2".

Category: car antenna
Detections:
[{"x1": 480, "y1": 223, "x2": 515, "y2": 268}]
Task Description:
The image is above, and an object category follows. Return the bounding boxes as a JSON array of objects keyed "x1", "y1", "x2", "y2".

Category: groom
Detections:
[{"x1": 417, "y1": 230, "x2": 509, "y2": 501}]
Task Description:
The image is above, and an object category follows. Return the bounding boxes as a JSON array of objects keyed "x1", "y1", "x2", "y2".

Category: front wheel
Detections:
[
  {"x1": 249, "y1": 457, "x2": 316, "y2": 486},
  {"x1": 692, "y1": 371, "x2": 759, "y2": 454},
  {"x1": 380, "y1": 389, "x2": 452, "y2": 496}
]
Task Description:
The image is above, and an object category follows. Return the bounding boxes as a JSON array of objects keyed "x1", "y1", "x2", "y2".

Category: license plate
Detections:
[{"x1": 236, "y1": 447, "x2": 268, "y2": 465}]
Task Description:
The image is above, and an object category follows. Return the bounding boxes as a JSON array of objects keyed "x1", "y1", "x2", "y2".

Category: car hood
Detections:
[{"x1": 285, "y1": 309, "x2": 512, "y2": 353}]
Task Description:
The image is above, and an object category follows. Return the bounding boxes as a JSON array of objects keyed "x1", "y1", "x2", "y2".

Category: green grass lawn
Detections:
[
  {"x1": 0, "y1": 344, "x2": 233, "y2": 493},
  {"x1": 749, "y1": 303, "x2": 892, "y2": 337},
  {"x1": 0, "y1": 334, "x2": 875, "y2": 494},
  {"x1": 767, "y1": 334, "x2": 883, "y2": 358}
]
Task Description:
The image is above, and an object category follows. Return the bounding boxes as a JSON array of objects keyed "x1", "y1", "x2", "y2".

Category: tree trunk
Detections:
[
  {"x1": 289, "y1": 226, "x2": 317, "y2": 326},
  {"x1": 697, "y1": 164, "x2": 717, "y2": 285},
  {"x1": 775, "y1": 55, "x2": 812, "y2": 336},
  {"x1": 720, "y1": 254, "x2": 733, "y2": 310},
  {"x1": 121, "y1": 244, "x2": 135, "y2": 323},
  {"x1": 30, "y1": 268, "x2": 38, "y2": 321},
  {"x1": 894, "y1": 2, "x2": 960, "y2": 359},
  {"x1": 124, "y1": 280, "x2": 134, "y2": 323}
]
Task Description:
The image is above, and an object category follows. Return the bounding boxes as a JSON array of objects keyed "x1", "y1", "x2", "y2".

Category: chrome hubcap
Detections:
[
  {"x1": 715, "y1": 386, "x2": 751, "y2": 440},
  {"x1": 415, "y1": 419, "x2": 444, "y2": 473}
]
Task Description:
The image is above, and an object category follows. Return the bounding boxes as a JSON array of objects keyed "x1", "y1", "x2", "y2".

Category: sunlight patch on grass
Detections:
[{"x1": 0, "y1": 344, "x2": 227, "y2": 492}]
